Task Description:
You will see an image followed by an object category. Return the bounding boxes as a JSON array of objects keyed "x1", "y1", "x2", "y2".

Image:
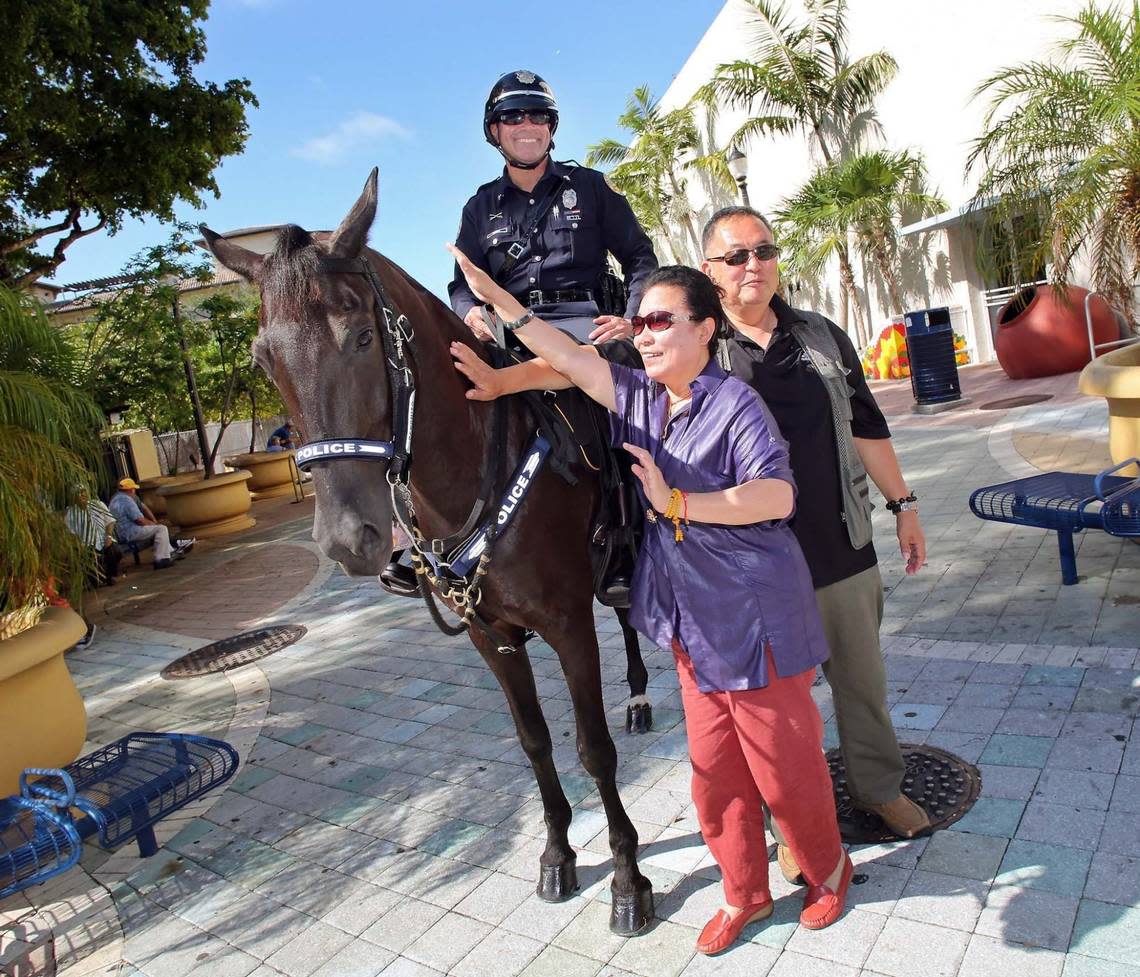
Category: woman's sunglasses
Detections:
[
  {"x1": 706, "y1": 244, "x2": 781, "y2": 266},
  {"x1": 630, "y1": 311, "x2": 703, "y2": 336},
  {"x1": 496, "y1": 109, "x2": 554, "y2": 127}
]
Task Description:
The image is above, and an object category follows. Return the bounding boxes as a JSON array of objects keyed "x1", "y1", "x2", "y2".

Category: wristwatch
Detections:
[{"x1": 501, "y1": 310, "x2": 535, "y2": 331}]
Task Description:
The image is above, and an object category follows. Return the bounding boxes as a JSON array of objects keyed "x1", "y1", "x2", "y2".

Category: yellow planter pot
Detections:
[
  {"x1": 140, "y1": 472, "x2": 202, "y2": 519},
  {"x1": 158, "y1": 469, "x2": 256, "y2": 538},
  {"x1": 1079, "y1": 342, "x2": 1140, "y2": 476},
  {"x1": 0, "y1": 606, "x2": 88, "y2": 795},
  {"x1": 224, "y1": 450, "x2": 299, "y2": 501}
]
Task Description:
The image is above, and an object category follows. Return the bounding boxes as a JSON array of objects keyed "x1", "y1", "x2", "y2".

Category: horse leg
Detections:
[
  {"x1": 547, "y1": 616, "x2": 654, "y2": 935},
  {"x1": 614, "y1": 606, "x2": 652, "y2": 735},
  {"x1": 469, "y1": 630, "x2": 578, "y2": 901}
]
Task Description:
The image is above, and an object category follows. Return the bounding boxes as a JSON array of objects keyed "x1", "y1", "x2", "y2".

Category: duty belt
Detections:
[{"x1": 527, "y1": 288, "x2": 594, "y2": 307}]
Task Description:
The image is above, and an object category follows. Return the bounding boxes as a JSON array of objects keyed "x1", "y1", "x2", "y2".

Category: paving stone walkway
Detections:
[{"x1": 1, "y1": 365, "x2": 1137, "y2": 977}]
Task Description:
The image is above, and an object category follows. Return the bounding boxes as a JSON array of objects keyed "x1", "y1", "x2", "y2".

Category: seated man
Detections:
[
  {"x1": 266, "y1": 435, "x2": 285, "y2": 453},
  {"x1": 108, "y1": 477, "x2": 195, "y2": 570},
  {"x1": 65, "y1": 485, "x2": 122, "y2": 585},
  {"x1": 268, "y1": 420, "x2": 301, "y2": 451}
]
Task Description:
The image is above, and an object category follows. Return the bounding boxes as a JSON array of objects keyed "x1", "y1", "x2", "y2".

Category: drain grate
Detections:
[
  {"x1": 829, "y1": 743, "x2": 981, "y2": 844},
  {"x1": 979, "y1": 393, "x2": 1054, "y2": 410},
  {"x1": 162, "y1": 625, "x2": 306, "y2": 679}
]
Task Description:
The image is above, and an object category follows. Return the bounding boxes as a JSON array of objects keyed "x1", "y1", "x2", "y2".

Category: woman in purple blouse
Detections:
[{"x1": 448, "y1": 249, "x2": 852, "y2": 951}]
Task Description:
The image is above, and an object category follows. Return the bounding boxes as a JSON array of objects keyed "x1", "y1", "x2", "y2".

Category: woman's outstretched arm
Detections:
[{"x1": 447, "y1": 243, "x2": 616, "y2": 411}]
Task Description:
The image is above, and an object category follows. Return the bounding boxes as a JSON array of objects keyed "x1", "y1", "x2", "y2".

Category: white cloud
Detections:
[{"x1": 292, "y1": 112, "x2": 411, "y2": 165}]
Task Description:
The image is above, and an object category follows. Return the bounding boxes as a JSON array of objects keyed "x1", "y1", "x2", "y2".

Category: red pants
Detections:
[{"x1": 673, "y1": 641, "x2": 842, "y2": 906}]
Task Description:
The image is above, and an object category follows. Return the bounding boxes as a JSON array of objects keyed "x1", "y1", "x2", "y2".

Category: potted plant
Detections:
[{"x1": 0, "y1": 285, "x2": 101, "y2": 792}]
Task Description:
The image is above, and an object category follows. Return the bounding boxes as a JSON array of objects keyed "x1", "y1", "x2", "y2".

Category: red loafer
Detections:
[
  {"x1": 696, "y1": 897, "x2": 774, "y2": 955},
  {"x1": 800, "y1": 854, "x2": 853, "y2": 930}
]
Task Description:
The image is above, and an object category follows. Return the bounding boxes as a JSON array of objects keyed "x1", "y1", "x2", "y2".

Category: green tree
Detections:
[
  {"x1": 587, "y1": 86, "x2": 731, "y2": 262},
  {"x1": 0, "y1": 0, "x2": 256, "y2": 288},
  {"x1": 776, "y1": 150, "x2": 945, "y2": 344},
  {"x1": 78, "y1": 228, "x2": 276, "y2": 473},
  {"x1": 700, "y1": 0, "x2": 898, "y2": 165},
  {"x1": 0, "y1": 285, "x2": 104, "y2": 618},
  {"x1": 968, "y1": 2, "x2": 1140, "y2": 318}
]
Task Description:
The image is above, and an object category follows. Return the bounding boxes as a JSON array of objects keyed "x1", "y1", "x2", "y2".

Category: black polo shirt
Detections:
[{"x1": 722, "y1": 295, "x2": 891, "y2": 589}]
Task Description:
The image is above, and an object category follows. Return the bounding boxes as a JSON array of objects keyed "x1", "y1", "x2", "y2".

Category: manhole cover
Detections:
[
  {"x1": 829, "y1": 743, "x2": 981, "y2": 843},
  {"x1": 162, "y1": 625, "x2": 306, "y2": 679},
  {"x1": 978, "y1": 394, "x2": 1054, "y2": 410}
]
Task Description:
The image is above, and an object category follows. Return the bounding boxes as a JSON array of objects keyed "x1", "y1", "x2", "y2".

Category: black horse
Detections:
[{"x1": 201, "y1": 169, "x2": 654, "y2": 934}]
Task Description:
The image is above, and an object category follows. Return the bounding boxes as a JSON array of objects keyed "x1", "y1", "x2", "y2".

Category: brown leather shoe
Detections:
[
  {"x1": 854, "y1": 794, "x2": 931, "y2": 838},
  {"x1": 777, "y1": 845, "x2": 804, "y2": 885}
]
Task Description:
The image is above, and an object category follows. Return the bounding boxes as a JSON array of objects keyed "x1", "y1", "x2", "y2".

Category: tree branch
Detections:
[{"x1": 13, "y1": 211, "x2": 109, "y2": 289}]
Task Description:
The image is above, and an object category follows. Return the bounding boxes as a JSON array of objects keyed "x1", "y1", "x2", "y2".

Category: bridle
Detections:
[{"x1": 292, "y1": 253, "x2": 519, "y2": 644}]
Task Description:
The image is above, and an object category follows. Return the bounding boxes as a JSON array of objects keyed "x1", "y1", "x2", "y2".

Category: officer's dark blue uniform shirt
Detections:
[{"x1": 448, "y1": 160, "x2": 658, "y2": 323}]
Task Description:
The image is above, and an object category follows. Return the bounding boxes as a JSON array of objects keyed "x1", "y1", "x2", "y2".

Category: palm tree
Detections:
[
  {"x1": 0, "y1": 285, "x2": 104, "y2": 618},
  {"x1": 968, "y1": 2, "x2": 1140, "y2": 319},
  {"x1": 587, "y1": 86, "x2": 731, "y2": 262},
  {"x1": 700, "y1": 0, "x2": 898, "y2": 165},
  {"x1": 776, "y1": 184, "x2": 870, "y2": 346},
  {"x1": 776, "y1": 150, "x2": 945, "y2": 344}
]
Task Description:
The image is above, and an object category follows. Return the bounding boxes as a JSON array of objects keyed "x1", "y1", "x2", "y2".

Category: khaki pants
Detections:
[{"x1": 769, "y1": 564, "x2": 904, "y2": 844}]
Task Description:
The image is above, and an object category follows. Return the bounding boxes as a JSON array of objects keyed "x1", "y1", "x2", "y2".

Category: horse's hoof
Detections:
[
  {"x1": 537, "y1": 860, "x2": 578, "y2": 902},
  {"x1": 625, "y1": 702, "x2": 653, "y2": 735},
  {"x1": 609, "y1": 881, "x2": 654, "y2": 936}
]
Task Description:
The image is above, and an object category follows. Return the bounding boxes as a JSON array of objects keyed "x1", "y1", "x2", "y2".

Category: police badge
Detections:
[
  {"x1": 562, "y1": 188, "x2": 578, "y2": 210},
  {"x1": 515, "y1": 70, "x2": 536, "y2": 84}
]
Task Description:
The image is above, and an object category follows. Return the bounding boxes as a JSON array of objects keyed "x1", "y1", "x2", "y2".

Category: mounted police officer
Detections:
[
  {"x1": 448, "y1": 69, "x2": 658, "y2": 344},
  {"x1": 382, "y1": 70, "x2": 658, "y2": 596}
]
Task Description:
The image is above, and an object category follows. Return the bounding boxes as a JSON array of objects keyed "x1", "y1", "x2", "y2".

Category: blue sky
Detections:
[{"x1": 50, "y1": 0, "x2": 725, "y2": 298}]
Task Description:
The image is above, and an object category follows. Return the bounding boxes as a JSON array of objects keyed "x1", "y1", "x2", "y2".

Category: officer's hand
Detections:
[
  {"x1": 450, "y1": 342, "x2": 505, "y2": 401},
  {"x1": 589, "y1": 315, "x2": 634, "y2": 344},
  {"x1": 446, "y1": 243, "x2": 504, "y2": 306},
  {"x1": 464, "y1": 307, "x2": 495, "y2": 342}
]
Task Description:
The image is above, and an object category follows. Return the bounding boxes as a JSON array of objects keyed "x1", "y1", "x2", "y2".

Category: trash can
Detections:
[{"x1": 904, "y1": 306, "x2": 963, "y2": 407}]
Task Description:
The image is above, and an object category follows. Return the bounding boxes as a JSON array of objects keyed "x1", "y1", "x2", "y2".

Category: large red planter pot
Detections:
[{"x1": 994, "y1": 285, "x2": 1119, "y2": 380}]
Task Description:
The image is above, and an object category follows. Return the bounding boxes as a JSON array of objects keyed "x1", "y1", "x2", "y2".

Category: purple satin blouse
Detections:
[{"x1": 610, "y1": 359, "x2": 830, "y2": 693}]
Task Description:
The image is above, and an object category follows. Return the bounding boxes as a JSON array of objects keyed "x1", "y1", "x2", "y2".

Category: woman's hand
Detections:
[
  {"x1": 589, "y1": 315, "x2": 633, "y2": 344},
  {"x1": 623, "y1": 442, "x2": 671, "y2": 513},
  {"x1": 446, "y1": 243, "x2": 511, "y2": 310},
  {"x1": 451, "y1": 342, "x2": 506, "y2": 401}
]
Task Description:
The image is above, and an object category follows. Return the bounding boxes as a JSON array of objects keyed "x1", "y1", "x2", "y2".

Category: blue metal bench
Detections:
[
  {"x1": 0, "y1": 732, "x2": 238, "y2": 899},
  {"x1": 969, "y1": 459, "x2": 1140, "y2": 585}
]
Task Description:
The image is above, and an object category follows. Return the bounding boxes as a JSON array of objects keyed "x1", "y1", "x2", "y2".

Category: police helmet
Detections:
[{"x1": 483, "y1": 70, "x2": 560, "y2": 146}]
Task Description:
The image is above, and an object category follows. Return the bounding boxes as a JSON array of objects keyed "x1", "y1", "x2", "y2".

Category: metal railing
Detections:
[{"x1": 1086, "y1": 291, "x2": 1140, "y2": 361}]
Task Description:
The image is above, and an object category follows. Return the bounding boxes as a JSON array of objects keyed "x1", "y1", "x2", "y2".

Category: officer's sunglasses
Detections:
[
  {"x1": 496, "y1": 109, "x2": 554, "y2": 127},
  {"x1": 706, "y1": 243, "x2": 781, "y2": 266},
  {"x1": 630, "y1": 311, "x2": 703, "y2": 336}
]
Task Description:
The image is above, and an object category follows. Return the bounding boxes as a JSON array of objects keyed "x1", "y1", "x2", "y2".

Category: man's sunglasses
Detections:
[
  {"x1": 630, "y1": 311, "x2": 703, "y2": 336},
  {"x1": 706, "y1": 244, "x2": 781, "y2": 266},
  {"x1": 496, "y1": 109, "x2": 554, "y2": 127}
]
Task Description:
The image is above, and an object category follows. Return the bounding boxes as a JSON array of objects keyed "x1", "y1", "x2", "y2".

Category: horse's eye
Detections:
[{"x1": 356, "y1": 329, "x2": 373, "y2": 349}]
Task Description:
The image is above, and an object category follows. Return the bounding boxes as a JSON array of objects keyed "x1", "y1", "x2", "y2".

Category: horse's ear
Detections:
[
  {"x1": 199, "y1": 225, "x2": 264, "y2": 281},
  {"x1": 329, "y1": 167, "x2": 378, "y2": 258}
]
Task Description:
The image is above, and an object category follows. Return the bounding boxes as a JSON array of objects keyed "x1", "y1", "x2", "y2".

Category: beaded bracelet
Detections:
[{"x1": 885, "y1": 493, "x2": 918, "y2": 514}]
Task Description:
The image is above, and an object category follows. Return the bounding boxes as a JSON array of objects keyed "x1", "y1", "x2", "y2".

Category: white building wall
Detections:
[{"x1": 655, "y1": 0, "x2": 1109, "y2": 360}]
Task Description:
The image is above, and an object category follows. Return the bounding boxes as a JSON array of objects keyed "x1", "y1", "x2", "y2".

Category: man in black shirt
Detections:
[{"x1": 701, "y1": 207, "x2": 929, "y2": 855}]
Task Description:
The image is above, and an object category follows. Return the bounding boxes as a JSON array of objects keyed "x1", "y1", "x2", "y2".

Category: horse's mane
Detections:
[{"x1": 262, "y1": 224, "x2": 322, "y2": 318}]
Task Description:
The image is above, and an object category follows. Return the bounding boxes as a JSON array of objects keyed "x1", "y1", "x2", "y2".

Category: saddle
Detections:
[{"x1": 485, "y1": 342, "x2": 641, "y2": 607}]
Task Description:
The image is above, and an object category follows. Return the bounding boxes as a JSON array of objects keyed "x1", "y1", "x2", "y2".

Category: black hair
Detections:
[
  {"x1": 641, "y1": 265, "x2": 727, "y2": 350},
  {"x1": 701, "y1": 206, "x2": 775, "y2": 254}
]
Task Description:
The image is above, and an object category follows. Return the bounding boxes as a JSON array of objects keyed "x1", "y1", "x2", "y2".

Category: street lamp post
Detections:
[{"x1": 726, "y1": 147, "x2": 750, "y2": 207}]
